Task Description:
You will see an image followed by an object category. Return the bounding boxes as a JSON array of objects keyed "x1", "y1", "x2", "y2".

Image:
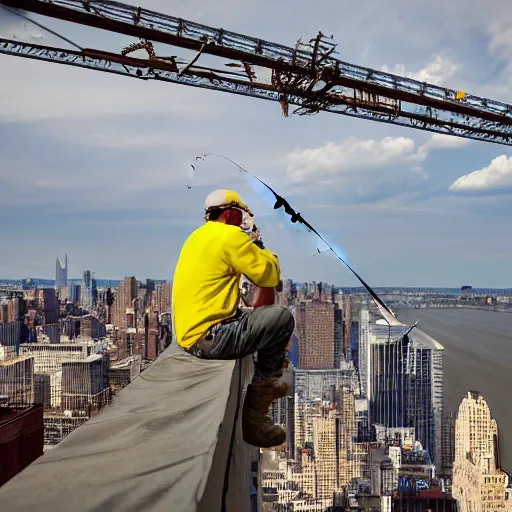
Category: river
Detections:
[{"x1": 398, "y1": 308, "x2": 512, "y2": 471}]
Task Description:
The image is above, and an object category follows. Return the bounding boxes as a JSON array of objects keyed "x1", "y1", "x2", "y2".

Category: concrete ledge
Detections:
[{"x1": 0, "y1": 344, "x2": 254, "y2": 512}]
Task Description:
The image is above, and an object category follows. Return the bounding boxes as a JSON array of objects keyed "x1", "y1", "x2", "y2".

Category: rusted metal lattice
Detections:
[{"x1": 1, "y1": 0, "x2": 512, "y2": 145}]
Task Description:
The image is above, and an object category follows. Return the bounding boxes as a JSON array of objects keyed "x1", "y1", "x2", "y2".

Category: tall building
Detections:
[
  {"x1": 369, "y1": 324, "x2": 444, "y2": 466},
  {"x1": 112, "y1": 277, "x2": 138, "y2": 330},
  {"x1": 55, "y1": 254, "x2": 68, "y2": 291},
  {"x1": 0, "y1": 295, "x2": 25, "y2": 324},
  {"x1": 337, "y1": 384, "x2": 367, "y2": 484},
  {"x1": 441, "y1": 411, "x2": 455, "y2": 478},
  {"x1": 81, "y1": 271, "x2": 96, "y2": 311},
  {"x1": 61, "y1": 315, "x2": 106, "y2": 341},
  {"x1": 369, "y1": 325, "x2": 412, "y2": 431},
  {"x1": 358, "y1": 308, "x2": 371, "y2": 398},
  {"x1": 0, "y1": 356, "x2": 35, "y2": 404},
  {"x1": 312, "y1": 416, "x2": 339, "y2": 499},
  {"x1": 0, "y1": 321, "x2": 22, "y2": 357},
  {"x1": 32, "y1": 289, "x2": 59, "y2": 325},
  {"x1": 69, "y1": 284, "x2": 81, "y2": 305},
  {"x1": 452, "y1": 391, "x2": 512, "y2": 512},
  {"x1": 409, "y1": 329, "x2": 444, "y2": 470},
  {"x1": 296, "y1": 301, "x2": 336, "y2": 370},
  {"x1": 61, "y1": 354, "x2": 109, "y2": 411},
  {"x1": 151, "y1": 282, "x2": 172, "y2": 315},
  {"x1": 334, "y1": 303, "x2": 344, "y2": 369}
]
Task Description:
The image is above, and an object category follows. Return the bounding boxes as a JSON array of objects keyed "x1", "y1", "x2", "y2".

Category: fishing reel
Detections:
[{"x1": 241, "y1": 211, "x2": 265, "y2": 249}]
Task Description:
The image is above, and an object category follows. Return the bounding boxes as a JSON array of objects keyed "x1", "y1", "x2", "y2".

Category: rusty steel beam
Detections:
[
  {"x1": 2, "y1": 0, "x2": 512, "y2": 145},
  {"x1": 1, "y1": 38, "x2": 509, "y2": 145}
]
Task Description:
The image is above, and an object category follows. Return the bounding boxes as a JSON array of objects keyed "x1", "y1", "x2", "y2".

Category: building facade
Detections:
[
  {"x1": 453, "y1": 391, "x2": 512, "y2": 512},
  {"x1": 55, "y1": 255, "x2": 68, "y2": 292},
  {"x1": 369, "y1": 325, "x2": 444, "y2": 466},
  {"x1": 296, "y1": 301, "x2": 336, "y2": 370}
]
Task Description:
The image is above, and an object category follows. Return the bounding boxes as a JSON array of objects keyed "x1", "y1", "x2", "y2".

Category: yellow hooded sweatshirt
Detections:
[{"x1": 172, "y1": 221, "x2": 281, "y2": 348}]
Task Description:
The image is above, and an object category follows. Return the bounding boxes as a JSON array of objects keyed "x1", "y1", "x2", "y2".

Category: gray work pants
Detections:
[{"x1": 186, "y1": 305, "x2": 295, "y2": 380}]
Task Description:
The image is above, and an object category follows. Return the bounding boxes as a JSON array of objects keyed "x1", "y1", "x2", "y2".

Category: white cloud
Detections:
[
  {"x1": 382, "y1": 55, "x2": 458, "y2": 85},
  {"x1": 410, "y1": 133, "x2": 471, "y2": 164},
  {"x1": 449, "y1": 155, "x2": 512, "y2": 194},
  {"x1": 286, "y1": 136, "x2": 424, "y2": 182},
  {"x1": 428, "y1": 133, "x2": 471, "y2": 149}
]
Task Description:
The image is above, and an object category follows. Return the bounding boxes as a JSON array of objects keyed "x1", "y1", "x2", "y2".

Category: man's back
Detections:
[{"x1": 172, "y1": 221, "x2": 280, "y2": 348}]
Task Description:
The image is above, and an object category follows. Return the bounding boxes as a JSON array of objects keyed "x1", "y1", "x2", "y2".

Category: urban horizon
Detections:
[
  {"x1": 1, "y1": 255, "x2": 512, "y2": 510},
  {"x1": 2, "y1": 276, "x2": 512, "y2": 294},
  {"x1": 2, "y1": 0, "x2": 512, "y2": 507}
]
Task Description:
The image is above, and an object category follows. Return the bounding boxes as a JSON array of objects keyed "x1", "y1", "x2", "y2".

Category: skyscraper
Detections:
[
  {"x1": 296, "y1": 301, "x2": 336, "y2": 370},
  {"x1": 369, "y1": 324, "x2": 444, "y2": 465},
  {"x1": 453, "y1": 391, "x2": 512, "y2": 511},
  {"x1": 409, "y1": 329, "x2": 444, "y2": 471},
  {"x1": 55, "y1": 255, "x2": 68, "y2": 291},
  {"x1": 112, "y1": 277, "x2": 138, "y2": 330},
  {"x1": 81, "y1": 271, "x2": 97, "y2": 311},
  {"x1": 358, "y1": 308, "x2": 371, "y2": 398},
  {"x1": 81, "y1": 271, "x2": 92, "y2": 310},
  {"x1": 312, "y1": 416, "x2": 339, "y2": 498}
]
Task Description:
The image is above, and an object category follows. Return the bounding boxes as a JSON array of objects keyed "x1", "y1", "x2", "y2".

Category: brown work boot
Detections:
[
  {"x1": 242, "y1": 383, "x2": 286, "y2": 448},
  {"x1": 254, "y1": 377, "x2": 288, "y2": 400}
]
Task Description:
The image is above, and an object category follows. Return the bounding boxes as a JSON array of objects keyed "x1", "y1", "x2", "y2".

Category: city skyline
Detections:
[
  {"x1": 1, "y1": 265, "x2": 511, "y2": 509},
  {"x1": 1, "y1": 0, "x2": 512, "y2": 507},
  {"x1": 2, "y1": 254, "x2": 512, "y2": 290},
  {"x1": 1, "y1": 0, "x2": 512, "y2": 287}
]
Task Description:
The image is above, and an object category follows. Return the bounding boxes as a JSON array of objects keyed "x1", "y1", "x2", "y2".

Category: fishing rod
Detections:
[{"x1": 190, "y1": 154, "x2": 401, "y2": 326}]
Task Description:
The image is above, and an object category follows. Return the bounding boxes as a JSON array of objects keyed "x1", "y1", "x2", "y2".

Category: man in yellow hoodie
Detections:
[{"x1": 172, "y1": 189, "x2": 295, "y2": 448}]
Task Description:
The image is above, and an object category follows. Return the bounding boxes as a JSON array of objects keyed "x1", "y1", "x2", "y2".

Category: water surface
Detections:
[{"x1": 398, "y1": 308, "x2": 512, "y2": 470}]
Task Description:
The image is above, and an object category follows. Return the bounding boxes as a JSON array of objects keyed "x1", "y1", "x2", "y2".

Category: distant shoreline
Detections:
[{"x1": 399, "y1": 305, "x2": 512, "y2": 314}]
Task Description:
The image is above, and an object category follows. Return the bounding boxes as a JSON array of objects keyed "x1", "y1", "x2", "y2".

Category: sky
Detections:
[{"x1": 1, "y1": 0, "x2": 512, "y2": 288}]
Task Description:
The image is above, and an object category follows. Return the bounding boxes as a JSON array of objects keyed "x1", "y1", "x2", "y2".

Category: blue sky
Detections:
[{"x1": 1, "y1": 0, "x2": 512, "y2": 287}]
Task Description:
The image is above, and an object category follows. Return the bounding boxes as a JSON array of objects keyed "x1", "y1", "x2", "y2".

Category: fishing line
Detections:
[{"x1": 188, "y1": 153, "x2": 400, "y2": 326}]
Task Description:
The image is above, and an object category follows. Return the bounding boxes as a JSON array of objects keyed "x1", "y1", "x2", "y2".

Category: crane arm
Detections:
[{"x1": 1, "y1": 0, "x2": 512, "y2": 145}]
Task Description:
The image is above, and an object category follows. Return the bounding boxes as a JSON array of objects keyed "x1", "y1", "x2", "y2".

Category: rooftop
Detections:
[{"x1": 409, "y1": 328, "x2": 444, "y2": 351}]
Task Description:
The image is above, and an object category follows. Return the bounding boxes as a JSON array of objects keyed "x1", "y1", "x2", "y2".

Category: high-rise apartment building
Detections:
[
  {"x1": 296, "y1": 301, "x2": 336, "y2": 369},
  {"x1": 312, "y1": 416, "x2": 339, "y2": 499},
  {"x1": 55, "y1": 255, "x2": 68, "y2": 291},
  {"x1": 369, "y1": 325, "x2": 444, "y2": 465},
  {"x1": 453, "y1": 391, "x2": 512, "y2": 512},
  {"x1": 151, "y1": 282, "x2": 172, "y2": 315},
  {"x1": 112, "y1": 277, "x2": 138, "y2": 330}
]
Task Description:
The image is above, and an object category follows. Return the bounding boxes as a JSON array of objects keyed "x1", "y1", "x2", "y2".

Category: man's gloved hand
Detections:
[
  {"x1": 251, "y1": 224, "x2": 265, "y2": 249},
  {"x1": 240, "y1": 211, "x2": 265, "y2": 248}
]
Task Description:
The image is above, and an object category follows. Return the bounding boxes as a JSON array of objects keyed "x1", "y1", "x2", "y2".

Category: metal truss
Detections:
[{"x1": 2, "y1": 0, "x2": 512, "y2": 145}]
